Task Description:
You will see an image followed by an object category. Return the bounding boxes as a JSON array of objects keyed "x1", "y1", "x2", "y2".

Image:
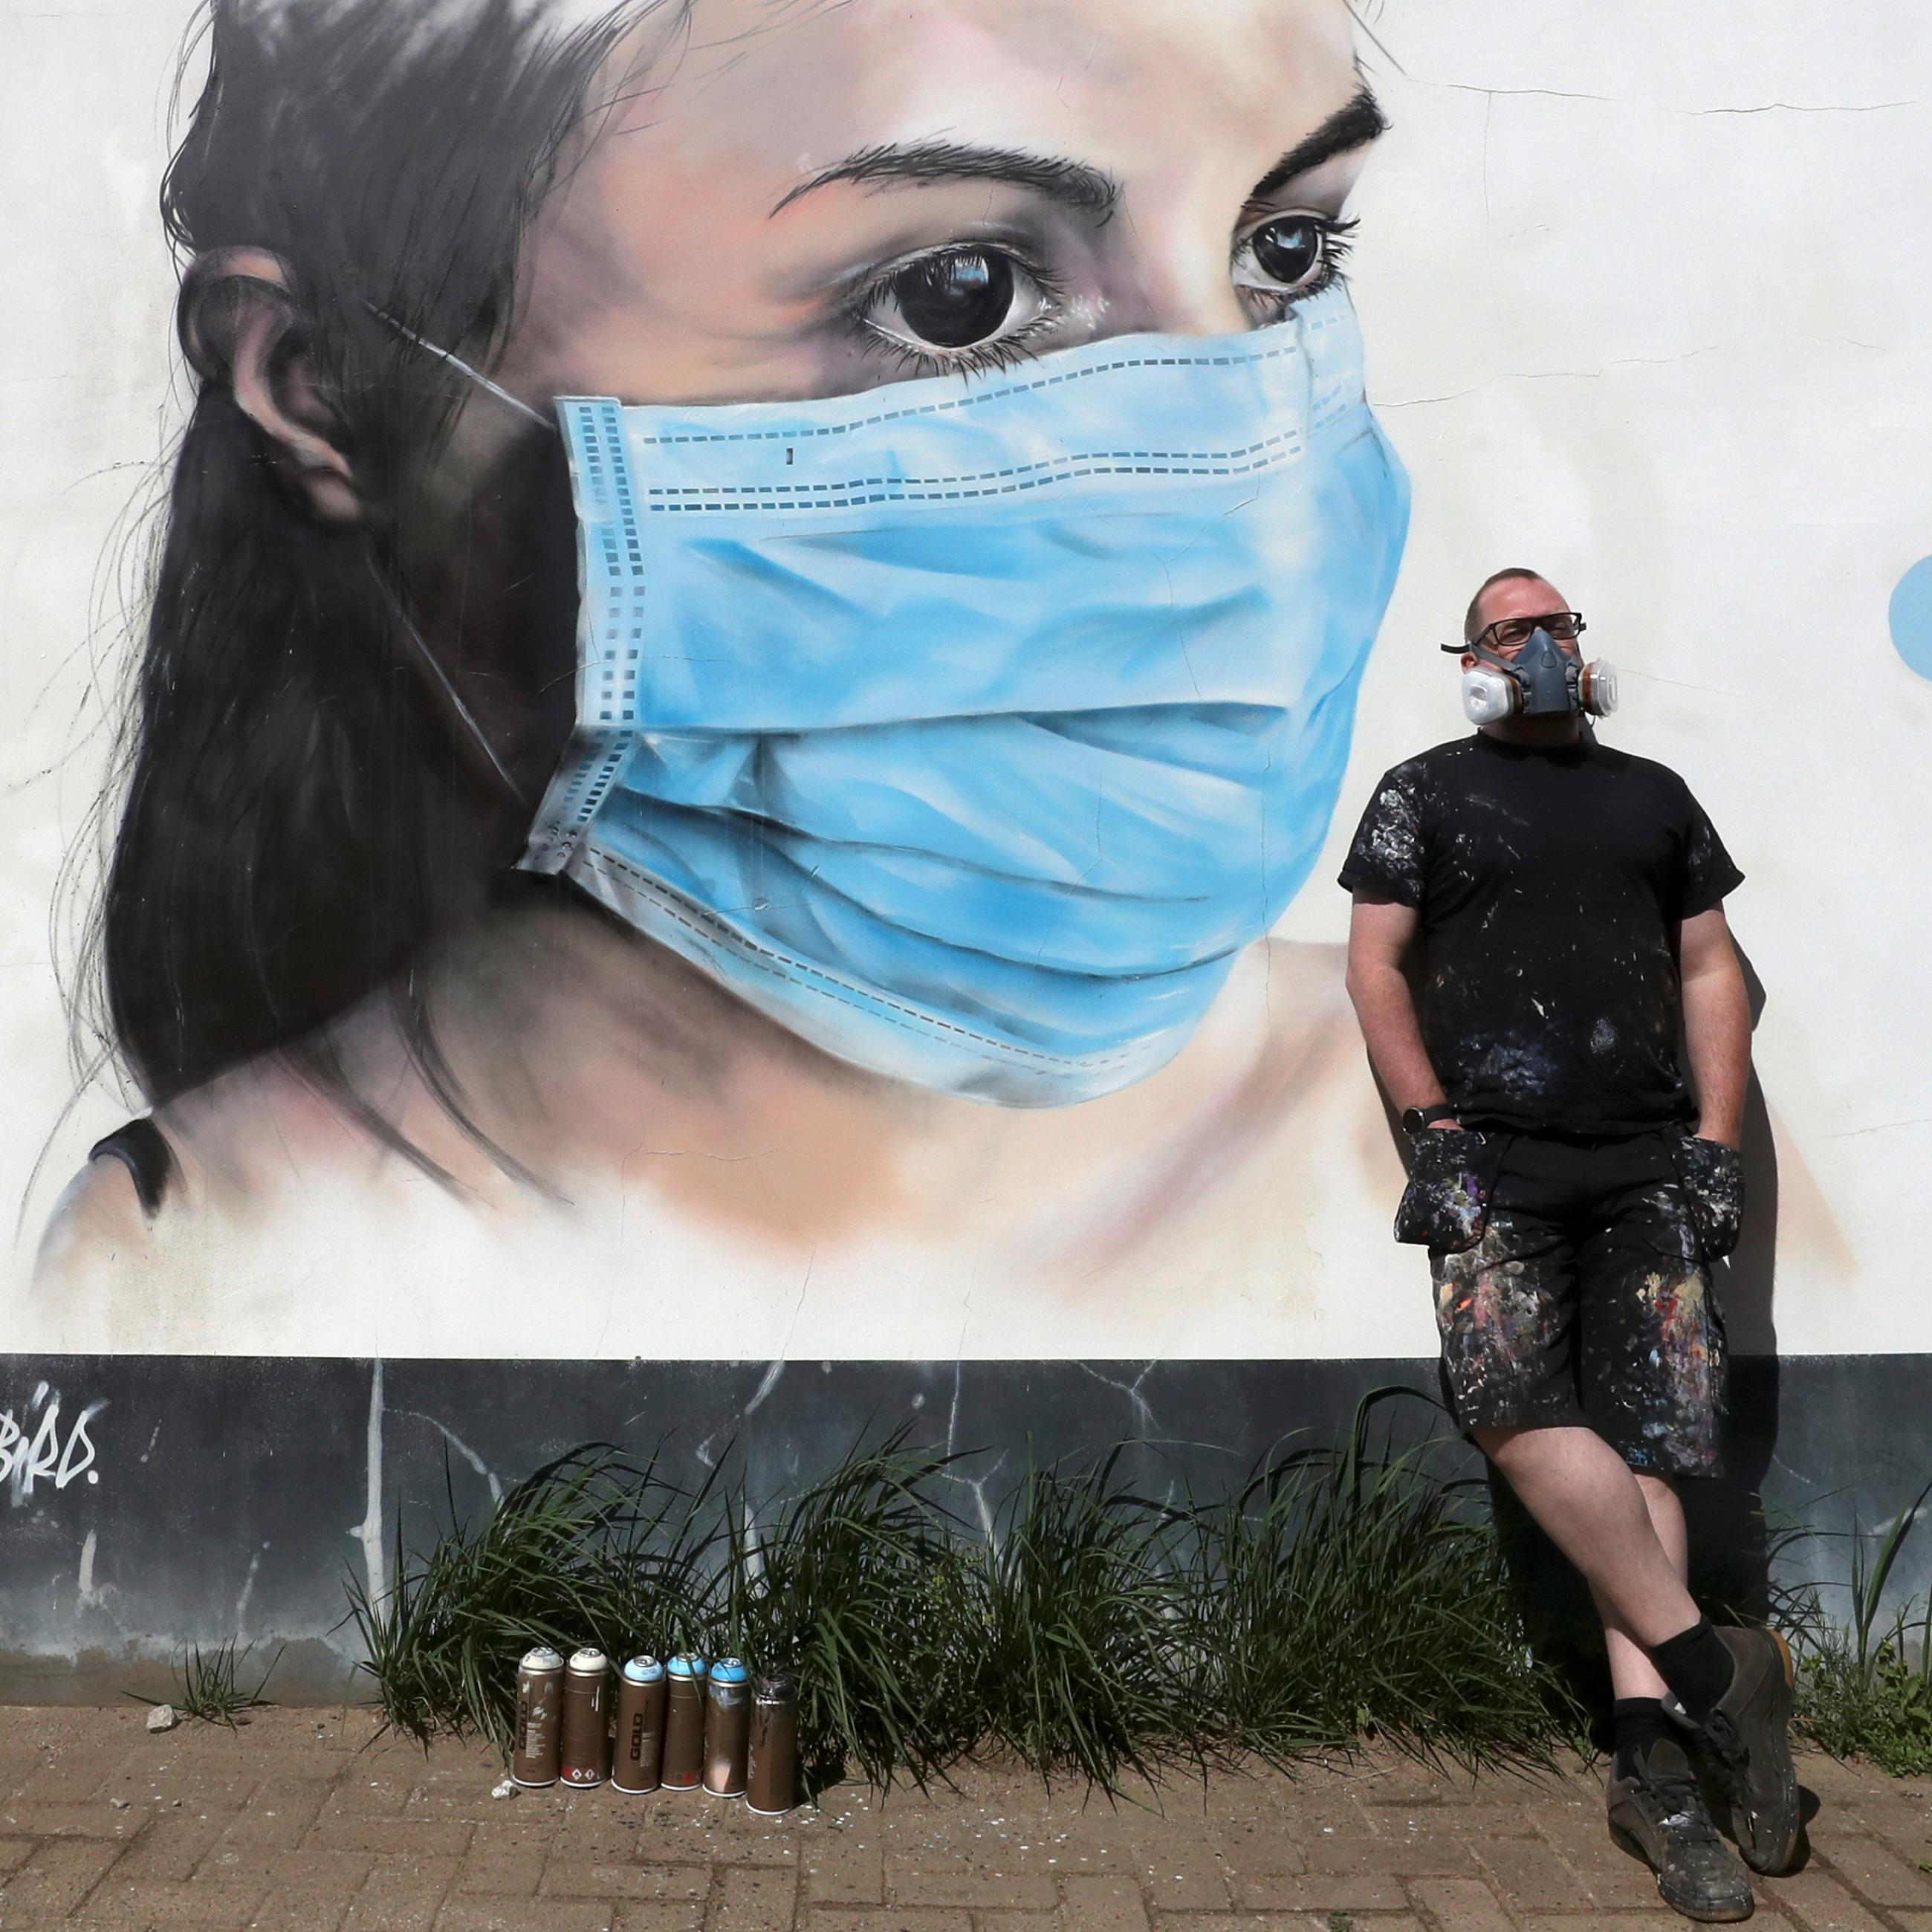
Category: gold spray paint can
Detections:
[
  {"x1": 703, "y1": 1658, "x2": 751, "y2": 1798},
  {"x1": 560, "y1": 1647, "x2": 612, "y2": 1788},
  {"x1": 612, "y1": 1655, "x2": 667, "y2": 1794},
  {"x1": 745, "y1": 1673, "x2": 799, "y2": 1816},
  {"x1": 661, "y1": 1653, "x2": 709, "y2": 1790},
  {"x1": 512, "y1": 1647, "x2": 565, "y2": 1788}
]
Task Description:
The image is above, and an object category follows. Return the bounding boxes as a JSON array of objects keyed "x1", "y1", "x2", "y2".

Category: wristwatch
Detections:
[{"x1": 1401, "y1": 1105, "x2": 1459, "y2": 1136}]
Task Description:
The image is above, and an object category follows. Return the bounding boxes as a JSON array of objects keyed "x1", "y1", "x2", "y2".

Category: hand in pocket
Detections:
[
  {"x1": 1393, "y1": 1127, "x2": 1491, "y2": 1251},
  {"x1": 1675, "y1": 1133, "x2": 1745, "y2": 1261}
]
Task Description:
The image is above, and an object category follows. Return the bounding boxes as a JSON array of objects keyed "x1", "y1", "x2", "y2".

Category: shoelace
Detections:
[{"x1": 1648, "y1": 1782, "x2": 1723, "y2": 1845}]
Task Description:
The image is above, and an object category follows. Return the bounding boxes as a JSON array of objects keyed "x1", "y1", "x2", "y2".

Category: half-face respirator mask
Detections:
[{"x1": 1451, "y1": 624, "x2": 1617, "y2": 726}]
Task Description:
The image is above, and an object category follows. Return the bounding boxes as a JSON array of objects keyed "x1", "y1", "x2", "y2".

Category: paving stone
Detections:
[
  {"x1": 238, "y1": 1887, "x2": 355, "y2": 1932},
  {"x1": 1058, "y1": 1873, "x2": 1147, "y2": 1932},
  {"x1": 308, "y1": 1814, "x2": 477, "y2": 1857},
  {"x1": 1465, "y1": 1835, "x2": 1591, "y2": 1912},
  {"x1": 1756, "y1": 1864, "x2": 1894, "y2": 1931},
  {"x1": 108, "y1": 1815, "x2": 227, "y2": 1881},
  {"x1": 226, "y1": 1780, "x2": 335, "y2": 1847},
  {"x1": 615, "y1": 1905, "x2": 710, "y2": 1932},
  {"x1": 320, "y1": 1777, "x2": 416, "y2": 1819},
  {"x1": 970, "y1": 1911, "x2": 1061, "y2": 1932},
  {"x1": 435, "y1": 1901, "x2": 617, "y2": 1932},
  {"x1": 75, "y1": 1876, "x2": 270, "y2": 1925},
  {"x1": 1517, "y1": 1916, "x2": 1701, "y2": 1932},
  {"x1": 545, "y1": 1863, "x2": 716, "y2": 1901},
  {"x1": 1799, "y1": 1757, "x2": 1905, "y2": 1804},
  {"x1": 337, "y1": 1850, "x2": 464, "y2": 1931},
  {"x1": 0, "y1": 1836, "x2": 126, "y2": 1917},
  {"x1": 203, "y1": 1845, "x2": 377, "y2": 1891},
  {"x1": 10, "y1": 1750, "x2": 139, "y2": 1806},
  {"x1": 1222, "y1": 1870, "x2": 1416, "y2": 1913},
  {"x1": 808, "y1": 1912, "x2": 973, "y2": 1932},
  {"x1": 804, "y1": 1829, "x2": 886, "y2": 1905},
  {"x1": 884, "y1": 1829, "x2": 1057, "y2": 1913},
  {"x1": 0, "y1": 1844, "x2": 30, "y2": 1880},
  {"x1": 1406, "y1": 1875, "x2": 1515, "y2": 1930},
  {"x1": 1814, "y1": 1828, "x2": 1932, "y2": 1905},
  {"x1": 454, "y1": 1850, "x2": 550, "y2": 1898},
  {"x1": 707, "y1": 1863, "x2": 800, "y2": 1932},
  {"x1": 0, "y1": 1801, "x2": 146, "y2": 1841},
  {"x1": 1297, "y1": 1832, "x2": 1477, "y2": 1878}
]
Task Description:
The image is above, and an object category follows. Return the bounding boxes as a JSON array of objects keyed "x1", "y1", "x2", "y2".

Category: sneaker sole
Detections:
[
  {"x1": 1610, "y1": 1822, "x2": 1755, "y2": 1922},
  {"x1": 1731, "y1": 1628, "x2": 1799, "y2": 1876}
]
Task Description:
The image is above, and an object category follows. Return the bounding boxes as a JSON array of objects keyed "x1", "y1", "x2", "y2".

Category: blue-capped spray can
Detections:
[
  {"x1": 703, "y1": 1657, "x2": 751, "y2": 1798},
  {"x1": 613, "y1": 1654, "x2": 667, "y2": 1794},
  {"x1": 661, "y1": 1653, "x2": 708, "y2": 1790}
]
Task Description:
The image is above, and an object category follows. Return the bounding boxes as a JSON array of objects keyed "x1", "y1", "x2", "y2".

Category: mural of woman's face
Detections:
[{"x1": 492, "y1": 0, "x2": 1375, "y2": 412}]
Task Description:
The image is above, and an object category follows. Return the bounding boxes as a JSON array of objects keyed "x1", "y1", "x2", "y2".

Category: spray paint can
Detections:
[
  {"x1": 703, "y1": 1657, "x2": 751, "y2": 1798},
  {"x1": 612, "y1": 1655, "x2": 667, "y2": 1794},
  {"x1": 661, "y1": 1653, "x2": 709, "y2": 1790},
  {"x1": 560, "y1": 1648, "x2": 612, "y2": 1788},
  {"x1": 745, "y1": 1673, "x2": 799, "y2": 1816},
  {"x1": 512, "y1": 1647, "x2": 565, "y2": 1788}
]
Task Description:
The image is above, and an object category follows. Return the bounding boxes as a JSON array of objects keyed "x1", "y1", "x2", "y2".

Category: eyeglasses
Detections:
[{"x1": 1455, "y1": 611, "x2": 1587, "y2": 655}]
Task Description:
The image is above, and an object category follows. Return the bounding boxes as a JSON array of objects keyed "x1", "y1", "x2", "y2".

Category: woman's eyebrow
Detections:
[
  {"x1": 771, "y1": 141, "x2": 1119, "y2": 220},
  {"x1": 1248, "y1": 86, "x2": 1388, "y2": 202}
]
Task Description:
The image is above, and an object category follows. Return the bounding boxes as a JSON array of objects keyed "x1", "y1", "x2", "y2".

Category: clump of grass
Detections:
[
  {"x1": 128, "y1": 1638, "x2": 282, "y2": 1728},
  {"x1": 716, "y1": 1434, "x2": 981, "y2": 1791},
  {"x1": 1786, "y1": 1476, "x2": 1932, "y2": 1775},
  {"x1": 970, "y1": 1446, "x2": 1200, "y2": 1788},
  {"x1": 1185, "y1": 1391, "x2": 1581, "y2": 1773}
]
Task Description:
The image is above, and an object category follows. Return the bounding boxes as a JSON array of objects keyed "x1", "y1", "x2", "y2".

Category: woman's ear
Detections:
[{"x1": 178, "y1": 247, "x2": 363, "y2": 525}]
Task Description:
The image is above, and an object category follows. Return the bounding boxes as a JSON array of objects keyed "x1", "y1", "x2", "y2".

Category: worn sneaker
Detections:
[
  {"x1": 1607, "y1": 1736, "x2": 1755, "y2": 1922},
  {"x1": 1663, "y1": 1625, "x2": 1801, "y2": 1876}
]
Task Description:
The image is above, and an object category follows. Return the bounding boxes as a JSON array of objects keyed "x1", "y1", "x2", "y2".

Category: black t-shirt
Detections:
[{"x1": 1337, "y1": 733, "x2": 1745, "y2": 1132}]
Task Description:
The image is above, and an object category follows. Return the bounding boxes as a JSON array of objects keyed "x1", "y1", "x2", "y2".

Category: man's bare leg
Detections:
[
  {"x1": 1598, "y1": 1473, "x2": 1688, "y2": 1699},
  {"x1": 1472, "y1": 1422, "x2": 1700, "y2": 1647}
]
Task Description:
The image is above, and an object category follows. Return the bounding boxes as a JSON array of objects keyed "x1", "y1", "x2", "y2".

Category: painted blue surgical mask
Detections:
[{"x1": 436, "y1": 286, "x2": 1407, "y2": 1104}]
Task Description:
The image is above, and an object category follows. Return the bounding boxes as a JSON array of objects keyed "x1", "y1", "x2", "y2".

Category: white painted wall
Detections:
[{"x1": 3, "y1": 1, "x2": 1929, "y2": 1359}]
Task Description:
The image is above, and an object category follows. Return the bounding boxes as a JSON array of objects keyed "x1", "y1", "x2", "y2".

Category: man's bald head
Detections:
[{"x1": 1464, "y1": 567, "x2": 1566, "y2": 645}]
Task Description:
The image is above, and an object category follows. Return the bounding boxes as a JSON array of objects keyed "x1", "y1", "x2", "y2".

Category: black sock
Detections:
[
  {"x1": 1612, "y1": 1697, "x2": 1675, "y2": 1777},
  {"x1": 1648, "y1": 1618, "x2": 1737, "y2": 1724}
]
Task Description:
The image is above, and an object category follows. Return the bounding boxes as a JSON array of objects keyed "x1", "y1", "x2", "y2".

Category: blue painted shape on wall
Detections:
[{"x1": 1890, "y1": 555, "x2": 1932, "y2": 679}]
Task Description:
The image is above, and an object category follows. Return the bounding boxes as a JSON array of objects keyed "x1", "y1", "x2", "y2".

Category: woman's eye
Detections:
[
  {"x1": 858, "y1": 247, "x2": 1057, "y2": 363},
  {"x1": 1231, "y1": 212, "x2": 1353, "y2": 307}
]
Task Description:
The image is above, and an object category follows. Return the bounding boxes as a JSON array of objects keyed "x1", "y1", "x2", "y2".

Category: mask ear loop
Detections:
[{"x1": 357, "y1": 302, "x2": 559, "y2": 814}]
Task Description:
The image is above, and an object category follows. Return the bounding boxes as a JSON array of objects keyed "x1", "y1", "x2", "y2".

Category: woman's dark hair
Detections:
[{"x1": 92, "y1": 0, "x2": 655, "y2": 1112}]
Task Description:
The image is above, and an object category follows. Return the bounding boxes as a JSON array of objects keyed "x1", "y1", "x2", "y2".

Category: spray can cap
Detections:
[
  {"x1": 567, "y1": 1648, "x2": 607, "y2": 1674},
  {"x1": 756, "y1": 1673, "x2": 797, "y2": 1701},
  {"x1": 521, "y1": 1647, "x2": 564, "y2": 1672},
  {"x1": 710, "y1": 1658, "x2": 748, "y2": 1685},
  {"x1": 622, "y1": 1655, "x2": 664, "y2": 1683},
  {"x1": 667, "y1": 1653, "x2": 709, "y2": 1679}
]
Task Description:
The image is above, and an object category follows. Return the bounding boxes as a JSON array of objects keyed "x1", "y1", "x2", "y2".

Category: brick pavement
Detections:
[{"x1": 0, "y1": 1708, "x2": 1926, "y2": 1931}]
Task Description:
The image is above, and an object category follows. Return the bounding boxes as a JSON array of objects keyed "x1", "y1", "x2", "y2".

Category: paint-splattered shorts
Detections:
[{"x1": 1413, "y1": 1129, "x2": 1738, "y2": 1477}]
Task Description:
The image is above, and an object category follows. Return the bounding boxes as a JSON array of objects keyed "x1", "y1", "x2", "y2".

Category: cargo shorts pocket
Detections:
[
  {"x1": 1393, "y1": 1127, "x2": 1494, "y2": 1251},
  {"x1": 1672, "y1": 1132, "x2": 1746, "y2": 1262}
]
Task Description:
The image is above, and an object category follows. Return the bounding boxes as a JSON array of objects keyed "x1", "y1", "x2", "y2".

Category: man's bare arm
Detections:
[
  {"x1": 1678, "y1": 905, "x2": 1751, "y2": 1148},
  {"x1": 1344, "y1": 895, "x2": 1451, "y2": 1118}
]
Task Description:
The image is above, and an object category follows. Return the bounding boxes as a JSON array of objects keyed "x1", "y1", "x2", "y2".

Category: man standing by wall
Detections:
[{"x1": 1339, "y1": 568, "x2": 1798, "y2": 1924}]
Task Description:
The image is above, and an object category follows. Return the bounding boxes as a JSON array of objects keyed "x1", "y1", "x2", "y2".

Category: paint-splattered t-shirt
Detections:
[{"x1": 1338, "y1": 733, "x2": 1744, "y2": 1132}]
